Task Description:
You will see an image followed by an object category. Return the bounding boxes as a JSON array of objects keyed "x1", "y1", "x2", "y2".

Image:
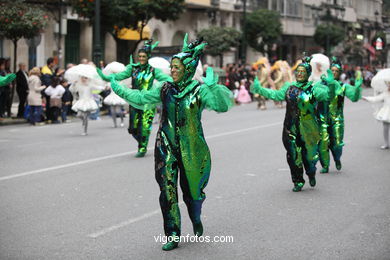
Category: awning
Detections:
[
  {"x1": 364, "y1": 43, "x2": 376, "y2": 56},
  {"x1": 116, "y1": 25, "x2": 151, "y2": 41}
]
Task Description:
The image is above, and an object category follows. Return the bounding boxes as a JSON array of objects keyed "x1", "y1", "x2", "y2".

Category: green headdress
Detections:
[
  {"x1": 330, "y1": 56, "x2": 342, "y2": 72},
  {"x1": 138, "y1": 39, "x2": 159, "y2": 57},
  {"x1": 172, "y1": 34, "x2": 207, "y2": 85},
  {"x1": 297, "y1": 55, "x2": 312, "y2": 76}
]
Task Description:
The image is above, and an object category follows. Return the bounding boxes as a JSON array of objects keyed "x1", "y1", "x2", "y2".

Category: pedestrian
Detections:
[
  {"x1": 16, "y1": 63, "x2": 29, "y2": 118},
  {"x1": 0, "y1": 58, "x2": 12, "y2": 118},
  {"x1": 41, "y1": 57, "x2": 56, "y2": 121},
  {"x1": 236, "y1": 79, "x2": 251, "y2": 104},
  {"x1": 61, "y1": 79, "x2": 73, "y2": 123},
  {"x1": 107, "y1": 35, "x2": 233, "y2": 250},
  {"x1": 362, "y1": 81, "x2": 390, "y2": 149},
  {"x1": 97, "y1": 39, "x2": 171, "y2": 157},
  {"x1": 44, "y1": 77, "x2": 65, "y2": 124},
  {"x1": 27, "y1": 67, "x2": 46, "y2": 126},
  {"x1": 251, "y1": 56, "x2": 336, "y2": 192}
]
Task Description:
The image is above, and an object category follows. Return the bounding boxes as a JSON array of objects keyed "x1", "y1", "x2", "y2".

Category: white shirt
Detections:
[{"x1": 45, "y1": 85, "x2": 65, "y2": 99}]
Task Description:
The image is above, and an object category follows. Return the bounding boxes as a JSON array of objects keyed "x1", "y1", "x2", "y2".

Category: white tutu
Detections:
[
  {"x1": 104, "y1": 91, "x2": 127, "y2": 106},
  {"x1": 374, "y1": 106, "x2": 390, "y2": 123},
  {"x1": 72, "y1": 99, "x2": 98, "y2": 112}
]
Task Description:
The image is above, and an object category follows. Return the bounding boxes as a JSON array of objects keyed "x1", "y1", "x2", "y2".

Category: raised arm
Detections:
[
  {"x1": 154, "y1": 68, "x2": 172, "y2": 83},
  {"x1": 199, "y1": 67, "x2": 233, "y2": 112},
  {"x1": 250, "y1": 76, "x2": 288, "y2": 101},
  {"x1": 97, "y1": 55, "x2": 138, "y2": 82},
  {"x1": 0, "y1": 73, "x2": 16, "y2": 87},
  {"x1": 110, "y1": 77, "x2": 162, "y2": 110},
  {"x1": 344, "y1": 77, "x2": 362, "y2": 102}
]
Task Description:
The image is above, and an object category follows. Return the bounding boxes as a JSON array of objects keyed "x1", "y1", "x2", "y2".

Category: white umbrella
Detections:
[
  {"x1": 103, "y1": 62, "x2": 126, "y2": 75},
  {"x1": 309, "y1": 53, "x2": 330, "y2": 83},
  {"x1": 371, "y1": 68, "x2": 390, "y2": 92},
  {"x1": 149, "y1": 57, "x2": 170, "y2": 75},
  {"x1": 64, "y1": 64, "x2": 102, "y2": 84}
]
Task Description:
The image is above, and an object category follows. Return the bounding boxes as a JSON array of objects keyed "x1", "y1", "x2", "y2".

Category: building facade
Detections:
[{"x1": 0, "y1": 0, "x2": 386, "y2": 71}]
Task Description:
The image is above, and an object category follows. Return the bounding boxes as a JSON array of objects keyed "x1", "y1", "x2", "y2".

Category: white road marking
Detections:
[
  {"x1": 87, "y1": 202, "x2": 185, "y2": 238},
  {"x1": 0, "y1": 122, "x2": 281, "y2": 182}
]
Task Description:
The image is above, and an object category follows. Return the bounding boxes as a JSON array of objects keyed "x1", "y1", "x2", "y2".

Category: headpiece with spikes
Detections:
[
  {"x1": 172, "y1": 34, "x2": 207, "y2": 85},
  {"x1": 297, "y1": 53, "x2": 312, "y2": 76},
  {"x1": 138, "y1": 39, "x2": 159, "y2": 57},
  {"x1": 330, "y1": 56, "x2": 342, "y2": 72}
]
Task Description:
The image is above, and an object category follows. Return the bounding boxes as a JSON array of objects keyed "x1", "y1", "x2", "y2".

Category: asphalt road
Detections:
[{"x1": 0, "y1": 88, "x2": 389, "y2": 260}]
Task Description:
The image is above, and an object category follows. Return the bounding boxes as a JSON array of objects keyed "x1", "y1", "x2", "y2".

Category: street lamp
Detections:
[
  {"x1": 92, "y1": 0, "x2": 102, "y2": 65},
  {"x1": 236, "y1": 0, "x2": 247, "y2": 63}
]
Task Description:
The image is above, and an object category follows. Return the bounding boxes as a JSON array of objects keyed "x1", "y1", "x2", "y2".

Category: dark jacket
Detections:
[{"x1": 16, "y1": 70, "x2": 29, "y2": 93}]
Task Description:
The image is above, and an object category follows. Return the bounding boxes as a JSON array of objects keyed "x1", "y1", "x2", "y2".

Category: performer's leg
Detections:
[
  {"x1": 330, "y1": 119, "x2": 344, "y2": 170},
  {"x1": 136, "y1": 108, "x2": 155, "y2": 156},
  {"x1": 260, "y1": 96, "x2": 266, "y2": 110},
  {"x1": 302, "y1": 140, "x2": 319, "y2": 187},
  {"x1": 82, "y1": 112, "x2": 89, "y2": 135},
  {"x1": 155, "y1": 136, "x2": 180, "y2": 250},
  {"x1": 110, "y1": 105, "x2": 117, "y2": 128},
  {"x1": 178, "y1": 149, "x2": 211, "y2": 236},
  {"x1": 382, "y1": 122, "x2": 390, "y2": 149},
  {"x1": 283, "y1": 131, "x2": 305, "y2": 191},
  {"x1": 119, "y1": 105, "x2": 124, "y2": 126},
  {"x1": 128, "y1": 106, "x2": 139, "y2": 139},
  {"x1": 319, "y1": 122, "x2": 330, "y2": 173}
]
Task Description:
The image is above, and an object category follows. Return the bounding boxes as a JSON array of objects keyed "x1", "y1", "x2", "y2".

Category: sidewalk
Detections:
[
  {"x1": 0, "y1": 103, "x2": 111, "y2": 126},
  {"x1": 0, "y1": 103, "x2": 28, "y2": 126}
]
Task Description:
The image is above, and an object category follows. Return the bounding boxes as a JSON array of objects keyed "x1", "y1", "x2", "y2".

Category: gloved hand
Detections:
[
  {"x1": 202, "y1": 67, "x2": 218, "y2": 88},
  {"x1": 321, "y1": 69, "x2": 335, "y2": 85},
  {"x1": 0, "y1": 73, "x2": 16, "y2": 86},
  {"x1": 96, "y1": 68, "x2": 113, "y2": 82}
]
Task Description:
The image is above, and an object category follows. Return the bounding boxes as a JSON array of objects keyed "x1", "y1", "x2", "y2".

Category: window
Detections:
[{"x1": 286, "y1": 0, "x2": 302, "y2": 17}]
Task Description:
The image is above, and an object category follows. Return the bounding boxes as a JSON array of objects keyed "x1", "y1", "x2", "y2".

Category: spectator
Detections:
[
  {"x1": 27, "y1": 67, "x2": 45, "y2": 125},
  {"x1": 16, "y1": 63, "x2": 29, "y2": 118},
  {"x1": 41, "y1": 57, "x2": 56, "y2": 121},
  {"x1": 61, "y1": 79, "x2": 73, "y2": 123},
  {"x1": 45, "y1": 77, "x2": 65, "y2": 123},
  {"x1": 0, "y1": 58, "x2": 11, "y2": 118}
]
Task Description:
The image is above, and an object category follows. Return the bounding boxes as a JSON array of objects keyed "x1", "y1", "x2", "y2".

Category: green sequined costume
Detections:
[
  {"x1": 98, "y1": 41, "x2": 171, "y2": 155},
  {"x1": 251, "y1": 59, "x2": 335, "y2": 190},
  {"x1": 109, "y1": 35, "x2": 233, "y2": 238},
  {"x1": 318, "y1": 59, "x2": 362, "y2": 171},
  {"x1": 0, "y1": 74, "x2": 16, "y2": 87}
]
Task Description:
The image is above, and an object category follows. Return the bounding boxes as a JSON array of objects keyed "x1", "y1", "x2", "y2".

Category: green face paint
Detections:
[
  {"x1": 331, "y1": 66, "x2": 341, "y2": 80},
  {"x1": 170, "y1": 58, "x2": 185, "y2": 83},
  {"x1": 295, "y1": 66, "x2": 308, "y2": 83}
]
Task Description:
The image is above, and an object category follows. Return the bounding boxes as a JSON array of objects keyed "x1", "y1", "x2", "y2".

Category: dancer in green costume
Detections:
[
  {"x1": 318, "y1": 57, "x2": 362, "y2": 173},
  {"x1": 98, "y1": 40, "x2": 171, "y2": 157},
  {"x1": 251, "y1": 57, "x2": 336, "y2": 192},
  {"x1": 106, "y1": 35, "x2": 233, "y2": 250},
  {"x1": 0, "y1": 74, "x2": 16, "y2": 87}
]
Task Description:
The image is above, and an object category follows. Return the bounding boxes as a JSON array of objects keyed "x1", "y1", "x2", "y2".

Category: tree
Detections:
[
  {"x1": 313, "y1": 24, "x2": 345, "y2": 55},
  {"x1": 68, "y1": 0, "x2": 185, "y2": 63},
  {"x1": 198, "y1": 26, "x2": 241, "y2": 66},
  {"x1": 0, "y1": 0, "x2": 49, "y2": 71},
  {"x1": 244, "y1": 9, "x2": 282, "y2": 54}
]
